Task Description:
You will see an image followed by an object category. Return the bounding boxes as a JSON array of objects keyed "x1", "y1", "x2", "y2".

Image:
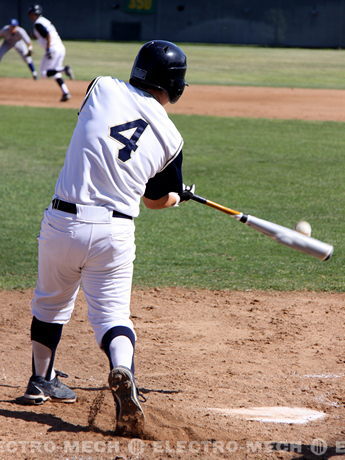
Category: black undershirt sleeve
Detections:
[
  {"x1": 144, "y1": 151, "x2": 183, "y2": 200},
  {"x1": 35, "y1": 23, "x2": 48, "y2": 38}
]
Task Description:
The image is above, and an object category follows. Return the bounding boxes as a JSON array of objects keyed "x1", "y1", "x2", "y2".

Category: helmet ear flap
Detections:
[
  {"x1": 167, "y1": 78, "x2": 187, "y2": 103},
  {"x1": 131, "y1": 66, "x2": 148, "y2": 81},
  {"x1": 130, "y1": 40, "x2": 187, "y2": 104}
]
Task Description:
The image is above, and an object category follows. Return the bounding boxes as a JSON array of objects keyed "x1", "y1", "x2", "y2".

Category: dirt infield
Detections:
[
  {"x1": 2, "y1": 77, "x2": 345, "y2": 121},
  {"x1": 1, "y1": 78, "x2": 345, "y2": 459},
  {"x1": 1, "y1": 289, "x2": 345, "y2": 459}
]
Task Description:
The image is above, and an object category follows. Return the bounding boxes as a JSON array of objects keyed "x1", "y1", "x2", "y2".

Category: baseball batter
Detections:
[
  {"x1": 22, "y1": 40, "x2": 194, "y2": 436},
  {"x1": 0, "y1": 18, "x2": 37, "y2": 79},
  {"x1": 28, "y1": 4, "x2": 74, "y2": 101}
]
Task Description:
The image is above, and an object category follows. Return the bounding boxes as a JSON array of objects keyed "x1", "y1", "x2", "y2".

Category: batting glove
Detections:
[{"x1": 179, "y1": 183, "x2": 195, "y2": 202}]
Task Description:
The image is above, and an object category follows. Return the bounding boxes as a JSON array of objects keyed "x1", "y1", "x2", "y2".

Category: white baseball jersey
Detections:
[
  {"x1": 54, "y1": 76, "x2": 184, "y2": 217},
  {"x1": 0, "y1": 25, "x2": 31, "y2": 46},
  {"x1": 33, "y1": 16, "x2": 64, "y2": 51}
]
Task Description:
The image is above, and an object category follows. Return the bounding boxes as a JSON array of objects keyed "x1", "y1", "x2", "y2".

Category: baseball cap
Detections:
[{"x1": 10, "y1": 19, "x2": 19, "y2": 26}]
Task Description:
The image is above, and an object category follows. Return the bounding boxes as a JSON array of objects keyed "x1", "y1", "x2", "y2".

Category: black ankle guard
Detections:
[
  {"x1": 31, "y1": 316, "x2": 63, "y2": 378},
  {"x1": 31, "y1": 316, "x2": 63, "y2": 349},
  {"x1": 101, "y1": 326, "x2": 136, "y2": 371}
]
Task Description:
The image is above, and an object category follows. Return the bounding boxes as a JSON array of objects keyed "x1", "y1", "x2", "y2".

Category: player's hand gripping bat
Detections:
[{"x1": 190, "y1": 193, "x2": 333, "y2": 261}]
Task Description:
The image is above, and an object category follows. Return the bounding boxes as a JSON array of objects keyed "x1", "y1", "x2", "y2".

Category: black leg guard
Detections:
[
  {"x1": 101, "y1": 326, "x2": 136, "y2": 373},
  {"x1": 46, "y1": 69, "x2": 57, "y2": 77},
  {"x1": 31, "y1": 316, "x2": 63, "y2": 379},
  {"x1": 55, "y1": 77, "x2": 65, "y2": 88}
]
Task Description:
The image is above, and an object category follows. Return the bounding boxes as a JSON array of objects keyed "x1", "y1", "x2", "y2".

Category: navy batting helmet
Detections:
[
  {"x1": 28, "y1": 4, "x2": 43, "y2": 15},
  {"x1": 129, "y1": 40, "x2": 187, "y2": 104}
]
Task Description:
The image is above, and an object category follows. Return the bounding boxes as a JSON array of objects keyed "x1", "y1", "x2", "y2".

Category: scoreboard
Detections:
[{"x1": 125, "y1": 0, "x2": 156, "y2": 13}]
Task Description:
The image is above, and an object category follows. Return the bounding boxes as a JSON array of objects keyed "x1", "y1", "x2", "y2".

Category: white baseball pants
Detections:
[
  {"x1": 0, "y1": 40, "x2": 29, "y2": 62},
  {"x1": 31, "y1": 205, "x2": 136, "y2": 345},
  {"x1": 40, "y1": 44, "x2": 66, "y2": 78}
]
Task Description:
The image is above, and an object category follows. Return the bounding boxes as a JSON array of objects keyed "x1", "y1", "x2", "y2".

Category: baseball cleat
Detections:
[
  {"x1": 60, "y1": 93, "x2": 71, "y2": 102},
  {"x1": 64, "y1": 65, "x2": 74, "y2": 80},
  {"x1": 32, "y1": 72, "x2": 38, "y2": 80},
  {"x1": 108, "y1": 366, "x2": 144, "y2": 436},
  {"x1": 22, "y1": 371, "x2": 77, "y2": 405}
]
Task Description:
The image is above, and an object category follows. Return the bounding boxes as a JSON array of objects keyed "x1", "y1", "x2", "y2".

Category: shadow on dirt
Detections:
[
  {"x1": 139, "y1": 387, "x2": 181, "y2": 395},
  {"x1": 0, "y1": 406, "x2": 115, "y2": 436}
]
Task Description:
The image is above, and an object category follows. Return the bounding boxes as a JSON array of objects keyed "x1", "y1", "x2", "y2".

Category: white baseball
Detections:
[{"x1": 295, "y1": 220, "x2": 312, "y2": 237}]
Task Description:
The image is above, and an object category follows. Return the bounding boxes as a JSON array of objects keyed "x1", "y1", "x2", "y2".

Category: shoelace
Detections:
[
  {"x1": 137, "y1": 387, "x2": 147, "y2": 403},
  {"x1": 55, "y1": 370, "x2": 69, "y2": 378},
  {"x1": 56, "y1": 369, "x2": 147, "y2": 403}
]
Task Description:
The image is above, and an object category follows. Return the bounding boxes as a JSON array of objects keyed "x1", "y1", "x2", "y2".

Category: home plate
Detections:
[{"x1": 208, "y1": 407, "x2": 326, "y2": 424}]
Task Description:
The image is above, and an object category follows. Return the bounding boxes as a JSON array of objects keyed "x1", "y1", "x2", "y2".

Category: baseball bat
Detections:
[{"x1": 190, "y1": 193, "x2": 333, "y2": 261}]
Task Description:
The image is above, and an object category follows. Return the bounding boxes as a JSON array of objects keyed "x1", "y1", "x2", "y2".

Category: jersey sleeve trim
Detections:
[
  {"x1": 78, "y1": 76, "x2": 103, "y2": 114},
  {"x1": 159, "y1": 137, "x2": 184, "y2": 173}
]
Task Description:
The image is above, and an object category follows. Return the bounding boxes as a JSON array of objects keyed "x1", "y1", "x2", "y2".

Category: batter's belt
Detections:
[{"x1": 52, "y1": 198, "x2": 133, "y2": 220}]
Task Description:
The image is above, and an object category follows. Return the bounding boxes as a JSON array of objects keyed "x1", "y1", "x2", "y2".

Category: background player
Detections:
[
  {"x1": 22, "y1": 40, "x2": 194, "y2": 436},
  {"x1": 0, "y1": 18, "x2": 37, "y2": 79},
  {"x1": 28, "y1": 4, "x2": 74, "y2": 102}
]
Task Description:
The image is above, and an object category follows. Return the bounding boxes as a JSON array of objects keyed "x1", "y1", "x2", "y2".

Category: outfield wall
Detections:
[{"x1": 3, "y1": 0, "x2": 345, "y2": 48}]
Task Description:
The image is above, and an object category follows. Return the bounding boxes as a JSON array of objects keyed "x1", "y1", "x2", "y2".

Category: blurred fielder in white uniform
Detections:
[
  {"x1": 28, "y1": 4, "x2": 74, "y2": 102},
  {"x1": 0, "y1": 18, "x2": 37, "y2": 79},
  {"x1": 22, "y1": 40, "x2": 194, "y2": 437}
]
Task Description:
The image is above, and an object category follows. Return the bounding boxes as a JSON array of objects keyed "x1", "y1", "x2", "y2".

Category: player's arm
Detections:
[
  {"x1": 45, "y1": 32, "x2": 51, "y2": 55},
  {"x1": 20, "y1": 28, "x2": 33, "y2": 53},
  {"x1": 19, "y1": 27, "x2": 31, "y2": 45},
  {"x1": 143, "y1": 151, "x2": 183, "y2": 209},
  {"x1": 34, "y1": 23, "x2": 51, "y2": 55},
  {"x1": 142, "y1": 194, "x2": 178, "y2": 209},
  {"x1": 143, "y1": 151, "x2": 193, "y2": 209}
]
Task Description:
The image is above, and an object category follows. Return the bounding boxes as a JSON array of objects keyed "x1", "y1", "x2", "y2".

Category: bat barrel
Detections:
[
  {"x1": 190, "y1": 193, "x2": 333, "y2": 261},
  {"x1": 245, "y1": 215, "x2": 334, "y2": 261}
]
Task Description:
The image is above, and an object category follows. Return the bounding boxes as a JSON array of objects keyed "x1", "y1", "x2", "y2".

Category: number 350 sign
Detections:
[{"x1": 126, "y1": 0, "x2": 156, "y2": 13}]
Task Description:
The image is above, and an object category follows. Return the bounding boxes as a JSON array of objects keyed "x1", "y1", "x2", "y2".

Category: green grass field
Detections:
[
  {"x1": 0, "y1": 105, "x2": 342, "y2": 291},
  {"x1": 1, "y1": 41, "x2": 344, "y2": 291},
  {"x1": 2, "y1": 40, "x2": 345, "y2": 88}
]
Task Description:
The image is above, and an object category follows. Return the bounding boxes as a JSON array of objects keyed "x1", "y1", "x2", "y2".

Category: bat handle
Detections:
[
  {"x1": 191, "y1": 193, "x2": 247, "y2": 220},
  {"x1": 190, "y1": 193, "x2": 207, "y2": 204}
]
